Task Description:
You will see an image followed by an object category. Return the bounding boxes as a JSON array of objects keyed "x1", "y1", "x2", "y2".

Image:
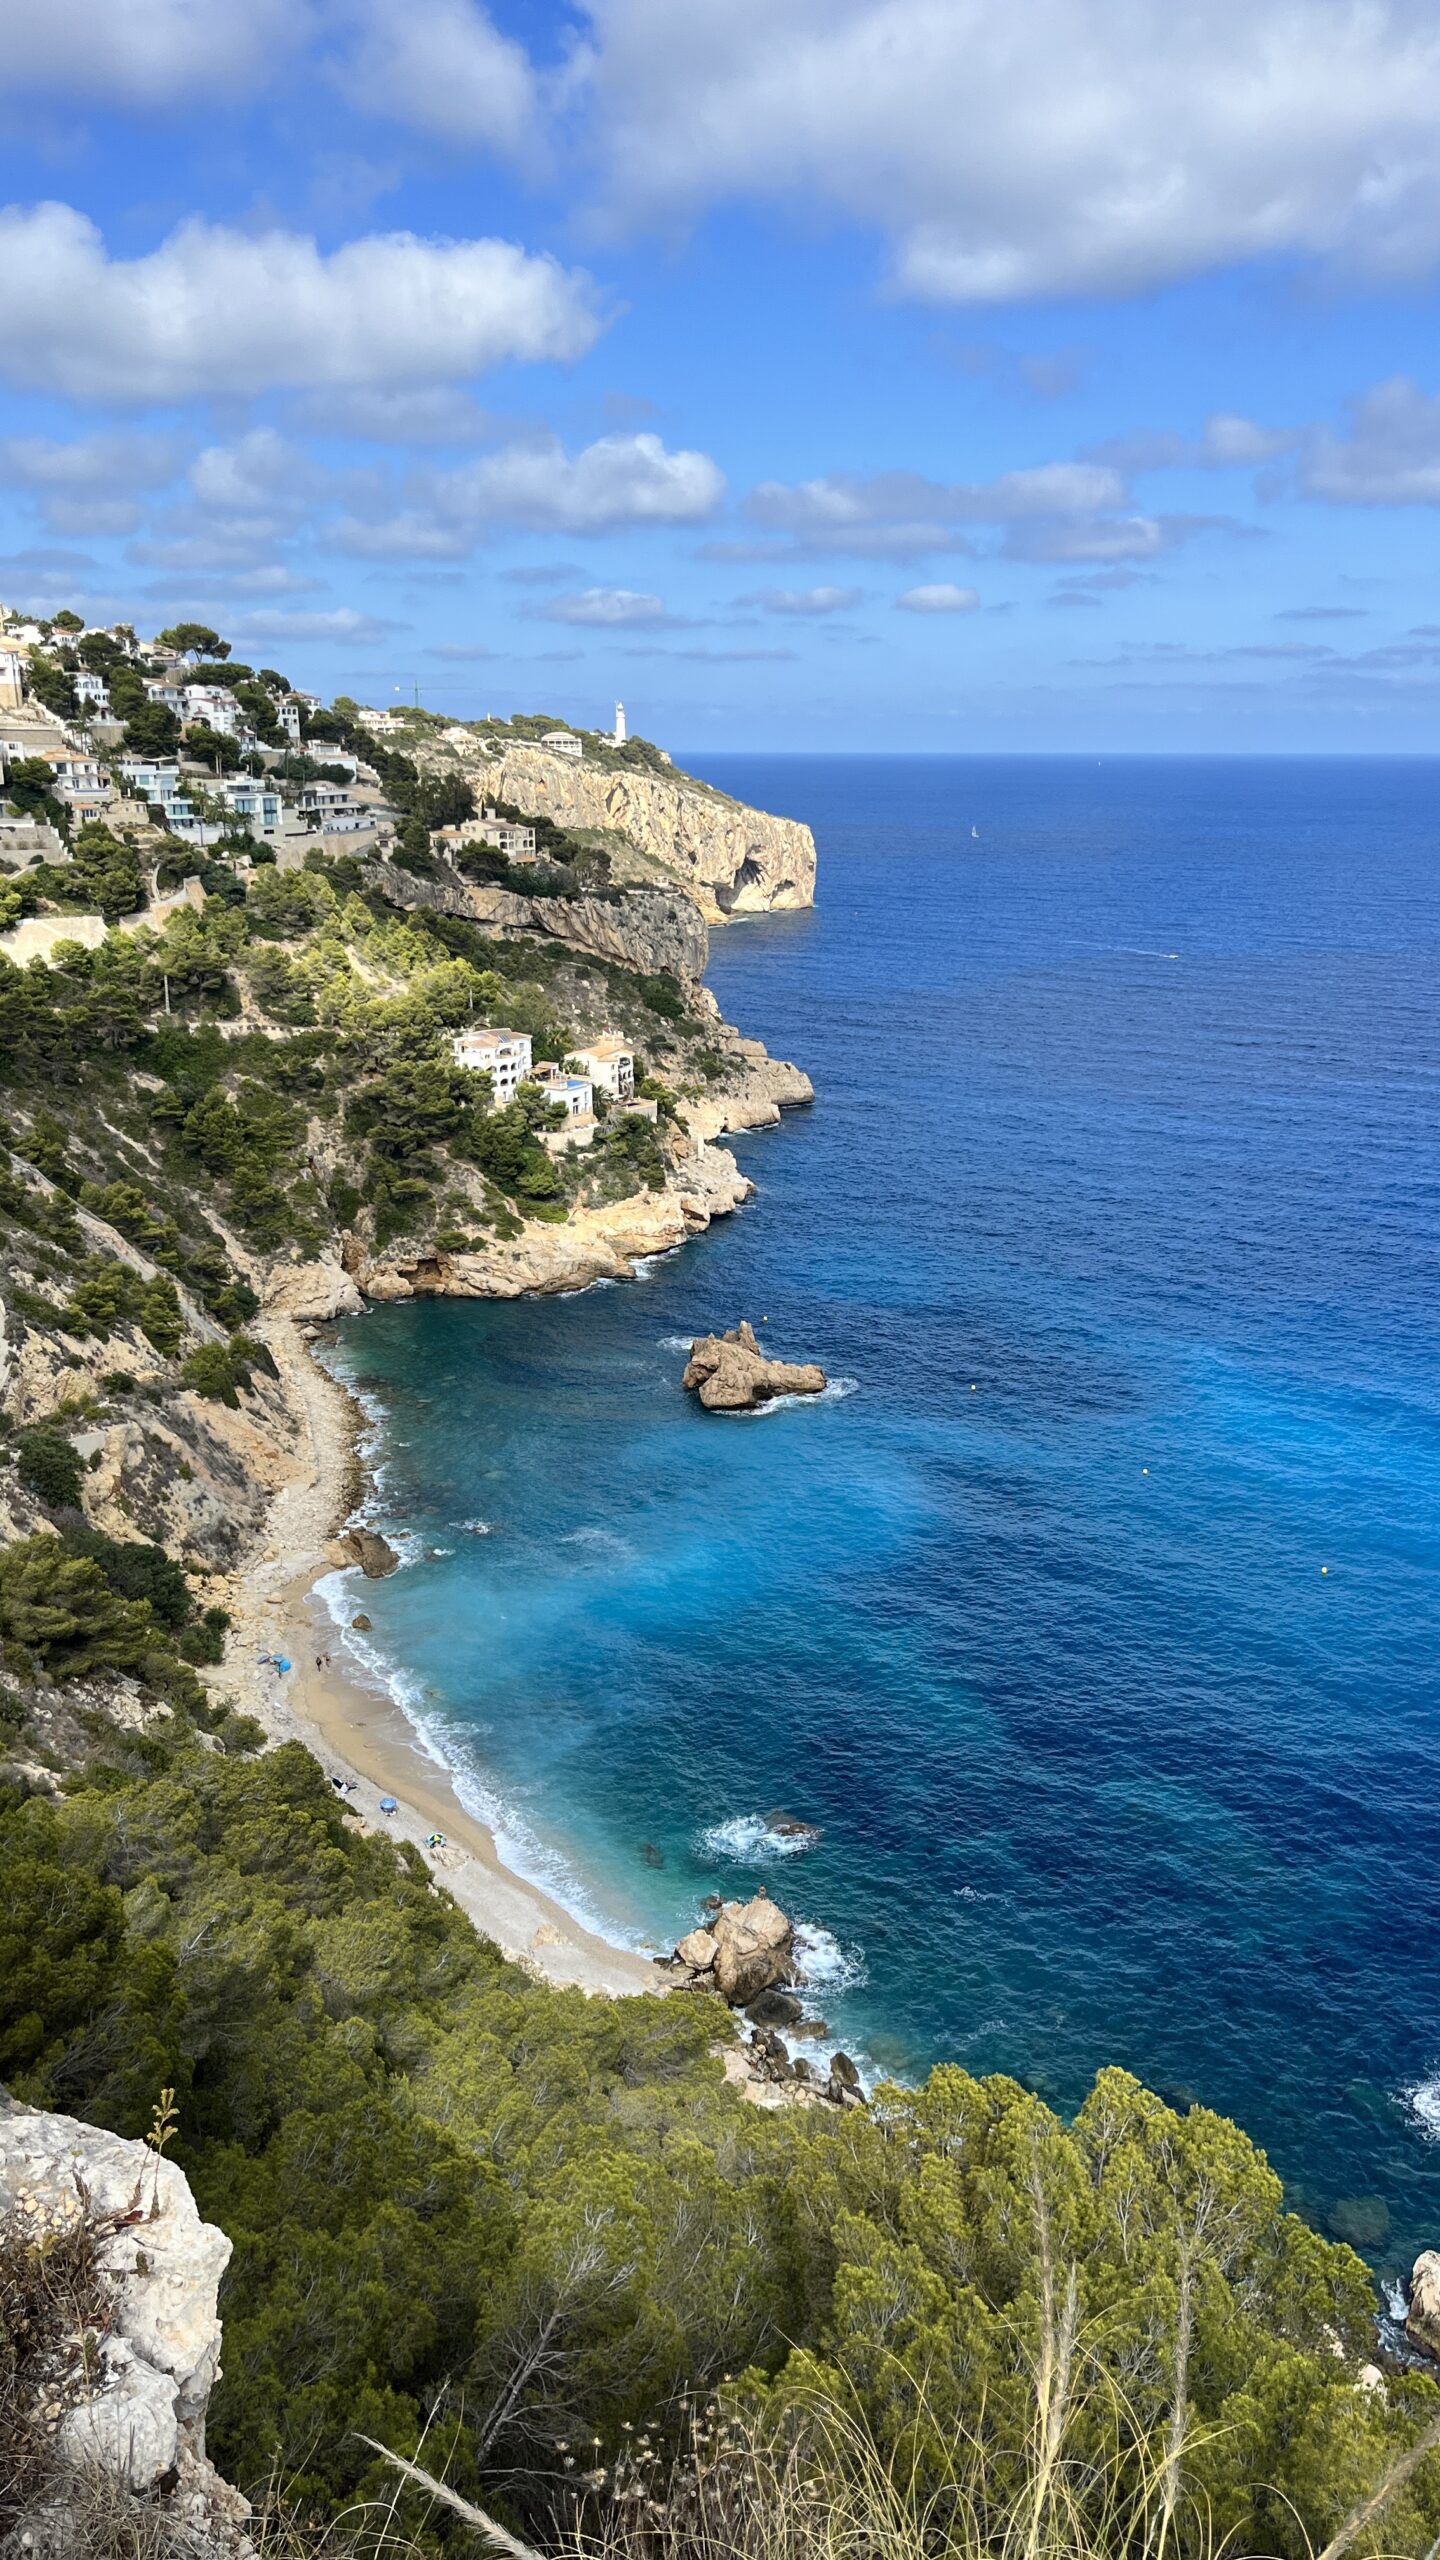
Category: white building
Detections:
[
  {"x1": 573, "y1": 1036, "x2": 635, "y2": 1101},
  {"x1": 74, "y1": 670, "x2": 110, "y2": 713},
  {"x1": 277, "y1": 696, "x2": 304, "y2": 742},
  {"x1": 183, "y1": 685, "x2": 250, "y2": 741},
  {"x1": 451, "y1": 1026, "x2": 533, "y2": 1097},
  {"x1": 0, "y1": 646, "x2": 28, "y2": 710},
  {"x1": 540, "y1": 730, "x2": 584, "y2": 759},
  {"x1": 48, "y1": 753, "x2": 112, "y2": 816},
  {"x1": 612, "y1": 702, "x2": 626, "y2": 746},
  {"x1": 532, "y1": 1064, "x2": 594, "y2": 1121},
  {"x1": 118, "y1": 756, "x2": 182, "y2": 804},
  {"x1": 439, "y1": 809, "x2": 537, "y2": 859},
  {"x1": 144, "y1": 680, "x2": 186, "y2": 715},
  {"x1": 218, "y1": 776, "x2": 284, "y2": 838}
]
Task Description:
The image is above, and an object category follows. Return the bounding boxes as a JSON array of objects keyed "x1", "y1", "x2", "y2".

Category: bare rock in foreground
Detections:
[{"x1": 0, "y1": 2095, "x2": 241, "y2": 2524}]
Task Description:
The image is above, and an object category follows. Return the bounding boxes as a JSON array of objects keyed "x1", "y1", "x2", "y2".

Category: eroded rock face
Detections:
[
  {"x1": 0, "y1": 2097, "x2": 232, "y2": 2495},
  {"x1": 682, "y1": 1321, "x2": 826, "y2": 1412},
  {"x1": 360, "y1": 861, "x2": 710, "y2": 986},
  {"x1": 264, "y1": 1254, "x2": 365, "y2": 1322},
  {"x1": 464, "y1": 744, "x2": 817, "y2": 923},
  {"x1": 1408, "y1": 2251, "x2": 1440, "y2": 2360}
]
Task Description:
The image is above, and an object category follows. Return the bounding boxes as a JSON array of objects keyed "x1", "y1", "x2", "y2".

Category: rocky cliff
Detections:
[
  {"x1": 0, "y1": 2096, "x2": 247, "y2": 2545},
  {"x1": 461, "y1": 742, "x2": 817, "y2": 922},
  {"x1": 360, "y1": 859, "x2": 711, "y2": 987}
]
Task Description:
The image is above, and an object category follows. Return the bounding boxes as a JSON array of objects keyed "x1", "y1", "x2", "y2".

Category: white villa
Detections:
[
  {"x1": 533, "y1": 1063, "x2": 594, "y2": 1121},
  {"x1": 473, "y1": 809, "x2": 537, "y2": 858},
  {"x1": 573, "y1": 1036, "x2": 635, "y2": 1101},
  {"x1": 540, "y1": 730, "x2": 584, "y2": 759},
  {"x1": 451, "y1": 1026, "x2": 533, "y2": 1097}
]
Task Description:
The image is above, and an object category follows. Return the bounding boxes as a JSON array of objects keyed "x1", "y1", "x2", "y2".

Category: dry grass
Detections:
[{"x1": 0, "y1": 2195, "x2": 114, "y2": 2537}]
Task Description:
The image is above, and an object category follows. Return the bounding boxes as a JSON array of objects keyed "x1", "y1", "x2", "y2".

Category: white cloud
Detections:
[
  {"x1": 897, "y1": 582, "x2": 979, "y2": 611},
  {"x1": 1300, "y1": 376, "x2": 1440, "y2": 502},
  {"x1": 292, "y1": 386, "x2": 507, "y2": 444},
  {"x1": 0, "y1": 0, "x2": 301, "y2": 106},
  {"x1": 746, "y1": 462, "x2": 1127, "y2": 560},
  {"x1": 1004, "y1": 516, "x2": 1170, "y2": 564},
  {"x1": 337, "y1": 431, "x2": 725, "y2": 557},
  {"x1": 0, "y1": 204, "x2": 602, "y2": 402},
  {"x1": 575, "y1": 0, "x2": 1440, "y2": 300},
  {"x1": 1091, "y1": 414, "x2": 1299, "y2": 471},
  {"x1": 738, "y1": 585, "x2": 863, "y2": 616},
  {"x1": 0, "y1": 430, "x2": 184, "y2": 533},
  {"x1": 335, "y1": 0, "x2": 541, "y2": 152},
  {"x1": 539, "y1": 588, "x2": 671, "y2": 624},
  {"x1": 188, "y1": 429, "x2": 313, "y2": 519},
  {"x1": 228, "y1": 607, "x2": 403, "y2": 643},
  {"x1": 431, "y1": 431, "x2": 725, "y2": 530}
]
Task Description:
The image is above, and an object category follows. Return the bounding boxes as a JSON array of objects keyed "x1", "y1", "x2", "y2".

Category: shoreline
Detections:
[{"x1": 212, "y1": 1309, "x2": 659, "y2": 1999}]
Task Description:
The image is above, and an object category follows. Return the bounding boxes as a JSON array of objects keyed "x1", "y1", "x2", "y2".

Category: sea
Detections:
[{"x1": 321, "y1": 754, "x2": 1440, "y2": 2284}]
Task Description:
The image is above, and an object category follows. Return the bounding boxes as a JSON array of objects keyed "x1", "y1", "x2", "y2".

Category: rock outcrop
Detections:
[
  {"x1": 360, "y1": 860, "x2": 710, "y2": 988},
  {"x1": 682, "y1": 1321, "x2": 826, "y2": 1412},
  {"x1": 0, "y1": 2096, "x2": 243, "y2": 2530},
  {"x1": 681, "y1": 1045, "x2": 814, "y2": 1142},
  {"x1": 1408, "y1": 2252, "x2": 1440, "y2": 2360},
  {"x1": 672, "y1": 1891, "x2": 796, "y2": 2006},
  {"x1": 331, "y1": 1526, "x2": 400, "y2": 1578},
  {"x1": 462, "y1": 743, "x2": 816, "y2": 923}
]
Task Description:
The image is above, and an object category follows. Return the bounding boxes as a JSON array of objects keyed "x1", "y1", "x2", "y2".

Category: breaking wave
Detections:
[{"x1": 701, "y1": 1811, "x2": 822, "y2": 1861}]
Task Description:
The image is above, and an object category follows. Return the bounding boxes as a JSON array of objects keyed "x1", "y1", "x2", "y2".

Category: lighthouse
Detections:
[{"x1": 613, "y1": 701, "x2": 627, "y2": 746}]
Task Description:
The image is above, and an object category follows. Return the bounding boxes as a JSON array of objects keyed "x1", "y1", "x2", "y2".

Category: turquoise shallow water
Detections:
[{"x1": 324, "y1": 755, "x2": 1440, "y2": 2284}]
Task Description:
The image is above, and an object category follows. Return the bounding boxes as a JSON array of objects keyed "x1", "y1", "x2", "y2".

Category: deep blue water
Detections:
[{"x1": 326, "y1": 755, "x2": 1440, "y2": 2280}]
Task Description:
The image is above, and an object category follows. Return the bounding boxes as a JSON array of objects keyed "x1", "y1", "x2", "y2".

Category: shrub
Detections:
[{"x1": 15, "y1": 1427, "x2": 85, "y2": 1513}]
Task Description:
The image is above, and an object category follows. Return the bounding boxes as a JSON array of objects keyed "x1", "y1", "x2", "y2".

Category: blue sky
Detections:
[{"x1": 4, "y1": 0, "x2": 1440, "y2": 750}]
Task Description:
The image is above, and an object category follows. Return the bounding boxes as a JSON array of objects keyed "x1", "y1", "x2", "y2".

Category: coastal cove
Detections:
[{"x1": 313, "y1": 754, "x2": 1440, "y2": 2283}]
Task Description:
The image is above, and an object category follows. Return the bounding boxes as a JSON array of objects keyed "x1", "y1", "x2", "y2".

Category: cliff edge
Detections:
[{"x1": 458, "y1": 740, "x2": 816, "y2": 922}]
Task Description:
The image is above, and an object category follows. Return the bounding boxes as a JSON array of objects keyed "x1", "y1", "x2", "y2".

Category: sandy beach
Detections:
[{"x1": 211, "y1": 1312, "x2": 659, "y2": 1999}]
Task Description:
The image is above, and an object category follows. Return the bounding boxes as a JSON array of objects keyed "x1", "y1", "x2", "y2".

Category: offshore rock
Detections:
[
  {"x1": 1408, "y1": 2252, "x2": 1440, "y2": 2360},
  {"x1": 683, "y1": 1321, "x2": 826, "y2": 1412},
  {"x1": 0, "y1": 2096, "x2": 232, "y2": 2496},
  {"x1": 712, "y1": 1891, "x2": 795, "y2": 2005}
]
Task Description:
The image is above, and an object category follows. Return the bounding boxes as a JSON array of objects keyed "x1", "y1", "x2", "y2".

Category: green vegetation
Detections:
[{"x1": 0, "y1": 1686, "x2": 1434, "y2": 2555}]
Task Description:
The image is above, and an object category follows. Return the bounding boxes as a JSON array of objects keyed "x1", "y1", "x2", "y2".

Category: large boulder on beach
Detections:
[
  {"x1": 1408, "y1": 2252, "x2": 1440, "y2": 2360},
  {"x1": 712, "y1": 1890, "x2": 795, "y2": 2005},
  {"x1": 332, "y1": 1527, "x2": 400, "y2": 1578},
  {"x1": 682, "y1": 1321, "x2": 826, "y2": 1412}
]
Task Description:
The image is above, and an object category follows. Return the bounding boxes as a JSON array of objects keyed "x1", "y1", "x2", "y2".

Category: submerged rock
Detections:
[{"x1": 682, "y1": 1321, "x2": 826, "y2": 1413}]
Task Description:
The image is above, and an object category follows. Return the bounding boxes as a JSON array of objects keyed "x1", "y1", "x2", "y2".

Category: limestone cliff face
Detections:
[
  {"x1": 468, "y1": 743, "x2": 817, "y2": 922},
  {"x1": 362, "y1": 859, "x2": 711, "y2": 986},
  {"x1": 0, "y1": 2096, "x2": 246, "y2": 2537}
]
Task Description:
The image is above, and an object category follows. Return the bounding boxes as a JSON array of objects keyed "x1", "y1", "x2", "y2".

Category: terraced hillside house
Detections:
[
  {"x1": 573, "y1": 1036, "x2": 635, "y2": 1101},
  {"x1": 452, "y1": 1026, "x2": 533, "y2": 1096}
]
